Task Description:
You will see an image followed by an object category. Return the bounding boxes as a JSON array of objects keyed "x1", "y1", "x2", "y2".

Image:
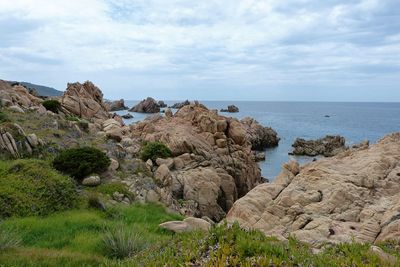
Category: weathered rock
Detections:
[
  {"x1": 165, "y1": 108, "x2": 173, "y2": 118},
  {"x1": 105, "y1": 99, "x2": 128, "y2": 111},
  {"x1": 156, "y1": 158, "x2": 174, "y2": 169},
  {"x1": 130, "y1": 103, "x2": 262, "y2": 220},
  {"x1": 109, "y1": 158, "x2": 119, "y2": 171},
  {"x1": 154, "y1": 164, "x2": 172, "y2": 187},
  {"x1": 121, "y1": 113, "x2": 133, "y2": 119},
  {"x1": 220, "y1": 105, "x2": 239, "y2": 113},
  {"x1": 159, "y1": 217, "x2": 211, "y2": 233},
  {"x1": 82, "y1": 175, "x2": 101, "y2": 186},
  {"x1": 253, "y1": 151, "x2": 266, "y2": 162},
  {"x1": 169, "y1": 100, "x2": 190, "y2": 109},
  {"x1": 227, "y1": 133, "x2": 400, "y2": 246},
  {"x1": 291, "y1": 135, "x2": 347, "y2": 157},
  {"x1": 241, "y1": 117, "x2": 280, "y2": 150},
  {"x1": 130, "y1": 97, "x2": 160, "y2": 113},
  {"x1": 61, "y1": 81, "x2": 109, "y2": 120},
  {"x1": 0, "y1": 80, "x2": 42, "y2": 109},
  {"x1": 158, "y1": 100, "x2": 167, "y2": 108}
]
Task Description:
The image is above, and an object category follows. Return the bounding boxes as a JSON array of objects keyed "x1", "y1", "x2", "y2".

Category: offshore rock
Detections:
[
  {"x1": 129, "y1": 97, "x2": 160, "y2": 113},
  {"x1": 291, "y1": 135, "x2": 347, "y2": 157}
]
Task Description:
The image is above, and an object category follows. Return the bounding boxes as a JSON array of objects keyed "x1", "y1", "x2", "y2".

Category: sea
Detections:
[{"x1": 115, "y1": 101, "x2": 400, "y2": 181}]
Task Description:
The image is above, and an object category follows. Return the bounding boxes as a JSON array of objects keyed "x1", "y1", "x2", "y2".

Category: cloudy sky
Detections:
[{"x1": 0, "y1": 0, "x2": 399, "y2": 101}]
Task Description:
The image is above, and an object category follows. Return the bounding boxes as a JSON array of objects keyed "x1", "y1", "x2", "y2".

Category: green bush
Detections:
[
  {"x1": 140, "y1": 141, "x2": 172, "y2": 162},
  {"x1": 0, "y1": 112, "x2": 10, "y2": 123},
  {"x1": 66, "y1": 115, "x2": 80, "y2": 122},
  {"x1": 42, "y1": 99, "x2": 61, "y2": 113},
  {"x1": 53, "y1": 147, "x2": 111, "y2": 180},
  {"x1": 102, "y1": 228, "x2": 148, "y2": 259},
  {"x1": 0, "y1": 159, "x2": 78, "y2": 218}
]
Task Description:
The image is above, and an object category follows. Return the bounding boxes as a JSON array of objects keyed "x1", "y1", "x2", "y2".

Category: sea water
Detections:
[{"x1": 115, "y1": 101, "x2": 400, "y2": 180}]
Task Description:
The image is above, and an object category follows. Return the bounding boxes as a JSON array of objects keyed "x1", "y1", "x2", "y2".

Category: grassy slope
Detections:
[{"x1": 0, "y1": 204, "x2": 183, "y2": 266}]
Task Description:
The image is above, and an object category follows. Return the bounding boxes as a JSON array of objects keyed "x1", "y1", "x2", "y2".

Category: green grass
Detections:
[{"x1": 0, "y1": 203, "x2": 183, "y2": 266}]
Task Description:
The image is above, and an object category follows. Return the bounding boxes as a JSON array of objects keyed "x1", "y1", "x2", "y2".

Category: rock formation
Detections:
[
  {"x1": 291, "y1": 135, "x2": 347, "y2": 157},
  {"x1": 130, "y1": 97, "x2": 160, "y2": 113},
  {"x1": 227, "y1": 133, "x2": 400, "y2": 246},
  {"x1": 61, "y1": 81, "x2": 110, "y2": 120},
  {"x1": 0, "y1": 80, "x2": 43, "y2": 111},
  {"x1": 158, "y1": 101, "x2": 167, "y2": 108},
  {"x1": 220, "y1": 105, "x2": 239, "y2": 113},
  {"x1": 241, "y1": 117, "x2": 280, "y2": 150},
  {"x1": 169, "y1": 100, "x2": 190, "y2": 109},
  {"x1": 105, "y1": 99, "x2": 128, "y2": 111},
  {"x1": 130, "y1": 103, "x2": 262, "y2": 221}
]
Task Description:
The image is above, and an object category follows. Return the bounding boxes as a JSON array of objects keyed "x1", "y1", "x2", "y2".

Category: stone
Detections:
[
  {"x1": 241, "y1": 117, "x2": 280, "y2": 150},
  {"x1": 154, "y1": 164, "x2": 172, "y2": 187},
  {"x1": 129, "y1": 97, "x2": 160, "y2": 113},
  {"x1": 291, "y1": 135, "x2": 347, "y2": 157},
  {"x1": 158, "y1": 100, "x2": 167, "y2": 108},
  {"x1": 159, "y1": 217, "x2": 211, "y2": 233},
  {"x1": 227, "y1": 133, "x2": 400, "y2": 246},
  {"x1": 61, "y1": 81, "x2": 110, "y2": 120},
  {"x1": 156, "y1": 158, "x2": 174, "y2": 169},
  {"x1": 109, "y1": 158, "x2": 119, "y2": 171},
  {"x1": 220, "y1": 105, "x2": 239, "y2": 113},
  {"x1": 82, "y1": 175, "x2": 101, "y2": 186},
  {"x1": 121, "y1": 113, "x2": 133, "y2": 119},
  {"x1": 253, "y1": 151, "x2": 266, "y2": 162},
  {"x1": 216, "y1": 138, "x2": 227, "y2": 148},
  {"x1": 169, "y1": 100, "x2": 190, "y2": 109},
  {"x1": 165, "y1": 108, "x2": 173, "y2": 118},
  {"x1": 369, "y1": 246, "x2": 397, "y2": 266},
  {"x1": 26, "y1": 133, "x2": 39, "y2": 148},
  {"x1": 105, "y1": 99, "x2": 128, "y2": 111}
]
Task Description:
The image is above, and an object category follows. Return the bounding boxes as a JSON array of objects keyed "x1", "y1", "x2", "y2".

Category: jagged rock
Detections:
[
  {"x1": 165, "y1": 108, "x2": 173, "y2": 118},
  {"x1": 82, "y1": 175, "x2": 101, "y2": 186},
  {"x1": 121, "y1": 113, "x2": 133, "y2": 119},
  {"x1": 61, "y1": 81, "x2": 109, "y2": 120},
  {"x1": 159, "y1": 217, "x2": 211, "y2": 233},
  {"x1": 227, "y1": 133, "x2": 400, "y2": 247},
  {"x1": 105, "y1": 99, "x2": 128, "y2": 111},
  {"x1": 169, "y1": 100, "x2": 190, "y2": 109},
  {"x1": 291, "y1": 135, "x2": 347, "y2": 157},
  {"x1": 158, "y1": 100, "x2": 167, "y2": 108},
  {"x1": 0, "y1": 80, "x2": 42, "y2": 109},
  {"x1": 154, "y1": 164, "x2": 172, "y2": 187},
  {"x1": 253, "y1": 151, "x2": 266, "y2": 162},
  {"x1": 130, "y1": 103, "x2": 262, "y2": 221},
  {"x1": 130, "y1": 97, "x2": 160, "y2": 113},
  {"x1": 156, "y1": 158, "x2": 174, "y2": 169},
  {"x1": 220, "y1": 105, "x2": 239, "y2": 113},
  {"x1": 241, "y1": 117, "x2": 280, "y2": 150}
]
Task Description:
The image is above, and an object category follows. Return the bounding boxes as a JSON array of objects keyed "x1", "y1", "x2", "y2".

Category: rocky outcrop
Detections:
[
  {"x1": 0, "y1": 123, "x2": 44, "y2": 158},
  {"x1": 227, "y1": 133, "x2": 400, "y2": 246},
  {"x1": 121, "y1": 113, "x2": 133, "y2": 119},
  {"x1": 158, "y1": 101, "x2": 167, "y2": 108},
  {"x1": 130, "y1": 103, "x2": 262, "y2": 221},
  {"x1": 105, "y1": 99, "x2": 128, "y2": 111},
  {"x1": 220, "y1": 105, "x2": 239, "y2": 113},
  {"x1": 169, "y1": 100, "x2": 190, "y2": 109},
  {"x1": 0, "y1": 80, "x2": 43, "y2": 110},
  {"x1": 159, "y1": 217, "x2": 211, "y2": 233},
  {"x1": 291, "y1": 135, "x2": 347, "y2": 157},
  {"x1": 241, "y1": 117, "x2": 280, "y2": 150},
  {"x1": 61, "y1": 81, "x2": 109, "y2": 120},
  {"x1": 130, "y1": 97, "x2": 160, "y2": 113}
]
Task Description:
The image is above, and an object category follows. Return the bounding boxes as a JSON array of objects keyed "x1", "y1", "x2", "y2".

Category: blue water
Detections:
[{"x1": 115, "y1": 101, "x2": 400, "y2": 180}]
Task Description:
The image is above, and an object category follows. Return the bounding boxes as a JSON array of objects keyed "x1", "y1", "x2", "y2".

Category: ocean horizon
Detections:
[{"x1": 116, "y1": 100, "x2": 400, "y2": 180}]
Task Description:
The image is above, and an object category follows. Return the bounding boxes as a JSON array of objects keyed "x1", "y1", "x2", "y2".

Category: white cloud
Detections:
[{"x1": 0, "y1": 0, "x2": 398, "y2": 100}]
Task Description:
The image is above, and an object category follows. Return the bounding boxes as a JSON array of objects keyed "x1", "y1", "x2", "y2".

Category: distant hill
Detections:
[{"x1": 7, "y1": 81, "x2": 63, "y2": 97}]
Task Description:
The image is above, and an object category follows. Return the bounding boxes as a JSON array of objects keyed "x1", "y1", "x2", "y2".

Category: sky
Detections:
[{"x1": 0, "y1": 0, "x2": 399, "y2": 101}]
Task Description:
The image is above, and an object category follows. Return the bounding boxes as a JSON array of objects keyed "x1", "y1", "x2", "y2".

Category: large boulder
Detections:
[
  {"x1": 227, "y1": 133, "x2": 400, "y2": 246},
  {"x1": 0, "y1": 80, "x2": 42, "y2": 109},
  {"x1": 241, "y1": 117, "x2": 280, "y2": 150},
  {"x1": 291, "y1": 135, "x2": 347, "y2": 157},
  {"x1": 105, "y1": 99, "x2": 128, "y2": 111},
  {"x1": 130, "y1": 97, "x2": 160, "y2": 113},
  {"x1": 220, "y1": 105, "x2": 239, "y2": 113},
  {"x1": 169, "y1": 100, "x2": 190, "y2": 109},
  {"x1": 61, "y1": 81, "x2": 109, "y2": 120},
  {"x1": 130, "y1": 103, "x2": 262, "y2": 221}
]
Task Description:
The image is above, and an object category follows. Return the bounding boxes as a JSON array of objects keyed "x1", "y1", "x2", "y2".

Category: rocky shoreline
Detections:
[{"x1": 1, "y1": 79, "x2": 400, "y2": 253}]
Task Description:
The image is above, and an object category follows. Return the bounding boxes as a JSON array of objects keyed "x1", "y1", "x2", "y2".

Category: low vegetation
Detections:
[
  {"x1": 53, "y1": 147, "x2": 111, "y2": 180},
  {"x1": 42, "y1": 99, "x2": 61, "y2": 113},
  {"x1": 140, "y1": 141, "x2": 172, "y2": 162},
  {"x1": 0, "y1": 159, "x2": 77, "y2": 218}
]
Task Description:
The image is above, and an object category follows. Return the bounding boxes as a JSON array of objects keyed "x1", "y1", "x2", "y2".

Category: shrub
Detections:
[
  {"x1": 103, "y1": 228, "x2": 148, "y2": 259},
  {"x1": 0, "y1": 112, "x2": 9, "y2": 123},
  {"x1": 0, "y1": 159, "x2": 78, "y2": 218},
  {"x1": 65, "y1": 115, "x2": 80, "y2": 122},
  {"x1": 53, "y1": 147, "x2": 111, "y2": 180},
  {"x1": 42, "y1": 100, "x2": 61, "y2": 113},
  {"x1": 140, "y1": 141, "x2": 172, "y2": 162},
  {"x1": 0, "y1": 228, "x2": 21, "y2": 251}
]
